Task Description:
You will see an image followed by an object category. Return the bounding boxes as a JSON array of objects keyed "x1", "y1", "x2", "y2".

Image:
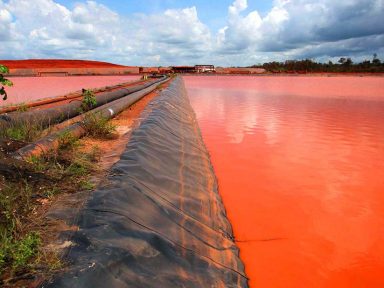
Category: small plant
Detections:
[
  {"x1": 0, "y1": 235, "x2": 12, "y2": 271},
  {"x1": 81, "y1": 89, "x2": 97, "y2": 111},
  {"x1": 11, "y1": 232, "x2": 41, "y2": 269},
  {"x1": 27, "y1": 155, "x2": 47, "y2": 172},
  {"x1": 0, "y1": 180, "x2": 38, "y2": 273},
  {"x1": 79, "y1": 179, "x2": 95, "y2": 190},
  {"x1": 0, "y1": 65, "x2": 13, "y2": 101},
  {"x1": 87, "y1": 145, "x2": 102, "y2": 162},
  {"x1": 82, "y1": 112, "x2": 116, "y2": 138},
  {"x1": 0, "y1": 120, "x2": 45, "y2": 142},
  {"x1": 0, "y1": 132, "x2": 105, "y2": 281},
  {"x1": 66, "y1": 160, "x2": 88, "y2": 177},
  {"x1": 0, "y1": 181, "x2": 32, "y2": 234},
  {"x1": 0, "y1": 232, "x2": 40, "y2": 271},
  {"x1": 4, "y1": 126, "x2": 26, "y2": 141},
  {"x1": 44, "y1": 186, "x2": 60, "y2": 198},
  {"x1": 16, "y1": 103, "x2": 29, "y2": 112},
  {"x1": 57, "y1": 130, "x2": 79, "y2": 149}
]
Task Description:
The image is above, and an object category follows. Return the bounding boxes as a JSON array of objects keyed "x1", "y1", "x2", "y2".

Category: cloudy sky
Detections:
[{"x1": 0, "y1": 0, "x2": 383, "y2": 66}]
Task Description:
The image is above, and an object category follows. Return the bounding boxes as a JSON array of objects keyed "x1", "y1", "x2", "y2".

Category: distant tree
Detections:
[
  {"x1": 0, "y1": 65, "x2": 13, "y2": 101},
  {"x1": 256, "y1": 56, "x2": 384, "y2": 73},
  {"x1": 372, "y1": 53, "x2": 381, "y2": 65},
  {"x1": 338, "y1": 57, "x2": 347, "y2": 65},
  {"x1": 345, "y1": 58, "x2": 353, "y2": 66}
]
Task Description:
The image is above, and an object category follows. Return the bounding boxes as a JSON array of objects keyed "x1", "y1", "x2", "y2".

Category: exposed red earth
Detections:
[
  {"x1": 0, "y1": 59, "x2": 141, "y2": 106},
  {"x1": 0, "y1": 59, "x2": 127, "y2": 69},
  {"x1": 185, "y1": 75, "x2": 384, "y2": 288}
]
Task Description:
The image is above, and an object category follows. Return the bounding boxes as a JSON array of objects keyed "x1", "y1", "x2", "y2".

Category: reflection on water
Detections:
[{"x1": 185, "y1": 76, "x2": 384, "y2": 288}]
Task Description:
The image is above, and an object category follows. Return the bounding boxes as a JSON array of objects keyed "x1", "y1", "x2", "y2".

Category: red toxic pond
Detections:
[
  {"x1": 184, "y1": 76, "x2": 384, "y2": 288},
  {"x1": 2, "y1": 75, "x2": 139, "y2": 106}
]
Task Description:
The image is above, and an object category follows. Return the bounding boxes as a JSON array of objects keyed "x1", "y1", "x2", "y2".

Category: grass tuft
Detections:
[
  {"x1": 82, "y1": 112, "x2": 116, "y2": 138},
  {"x1": 0, "y1": 121, "x2": 44, "y2": 143},
  {"x1": 16, "y1": 103, "x2": 29, "y2": 112},
  {"x1": 81, "y1": 89, "x2": 97, "y2": 111},
  {"x1": 11, "y1": 232, "x2": 41, "y2": 269},
  {"x1": 0, "y1": 139, "x2": 100, "y2": 280},
  {"x1": 57, "y1": 130, "x2": 79, "y2": 150}
]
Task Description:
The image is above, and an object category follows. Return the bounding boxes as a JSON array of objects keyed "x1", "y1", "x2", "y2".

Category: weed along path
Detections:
[{"x1": 0, "y1": 77, "x2": 166, "y2": 286}]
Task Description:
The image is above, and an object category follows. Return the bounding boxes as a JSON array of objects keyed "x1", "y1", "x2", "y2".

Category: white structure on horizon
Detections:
[{"x1": 195, "y1": 65, "x2": 215, "y2": 73}]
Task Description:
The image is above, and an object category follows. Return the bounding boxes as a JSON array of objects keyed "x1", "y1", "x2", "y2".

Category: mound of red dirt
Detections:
[{"x1": 0, "y1": 59, "x2": 128, "y2": 69}]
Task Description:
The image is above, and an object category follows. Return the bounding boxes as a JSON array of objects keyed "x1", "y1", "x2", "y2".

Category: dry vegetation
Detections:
[
  {"x1": 0, "y1": 74, "x2": 167, "y2": 287},
  {"x1": 0, "y1": 115, "x2": 116, "y2": 287}
]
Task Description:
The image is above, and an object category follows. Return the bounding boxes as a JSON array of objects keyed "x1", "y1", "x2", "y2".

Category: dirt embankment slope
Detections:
[{"x1": 0, "y1": 59, "x2": 128, "y2": 69}]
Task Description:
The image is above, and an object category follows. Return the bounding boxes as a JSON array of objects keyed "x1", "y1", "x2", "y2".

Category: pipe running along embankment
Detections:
[
  {"x1": 0, "y1": 76, "x2": 167, "y2": 128},
  {"x1": 12, "y1": 77, "x2": 169, "y2": 160},
  {"x1": 44, "y1": 77, "x2": 248, "y2": 287},
  {"x1": 0, "y1": 78, "x2": 147, "y2": 114}
]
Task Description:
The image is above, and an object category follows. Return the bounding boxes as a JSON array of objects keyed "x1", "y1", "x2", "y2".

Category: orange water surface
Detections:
[
  {"x1": 184, "y1": 76, "x2": 384, "y2": 288},
  {"x1": 2, "y1": 75, "x2": 139, "y2": 106}
]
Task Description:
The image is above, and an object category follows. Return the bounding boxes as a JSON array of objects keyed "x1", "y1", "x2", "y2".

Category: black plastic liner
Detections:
[{"x1": 45, "y1": 77, "x2": 248, "y2": 288}]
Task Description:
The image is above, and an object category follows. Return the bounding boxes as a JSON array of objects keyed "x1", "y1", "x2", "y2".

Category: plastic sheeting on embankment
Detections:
[{"x1": 44, "y1": 77, "x2": 248, "y2": 288}]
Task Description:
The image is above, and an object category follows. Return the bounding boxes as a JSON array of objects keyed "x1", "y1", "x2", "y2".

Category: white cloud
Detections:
[
  {"x1": 229, "y1": 0, "x2": 248, "y2": 15},
  {"x1": 0, "y1": 0, "x2": 212, "y2": 65},
  {"x1": 0, "y1": 0, "x2": 383, "y2": 65},
  {"x1": 0, "y1": 8, "x2": 13, "y2": 40},
  {"x1": 216, "y1": 0, "x2": 384, "y2": 62}
]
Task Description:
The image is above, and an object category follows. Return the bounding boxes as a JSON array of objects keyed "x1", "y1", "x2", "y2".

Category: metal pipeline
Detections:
[
  {"x1": 0, "y1": 79, "x2": 147, "y2": 114},
  {"x1": 12, "y1": 77, "x2": 170, "y2": 159},
  {"x1": 1, "y1": 76, "x2": 167, "y2": 128}
]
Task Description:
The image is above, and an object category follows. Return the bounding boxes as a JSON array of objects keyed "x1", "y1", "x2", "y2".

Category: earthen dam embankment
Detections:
[{"x1": 44, "y1": 77, "x2": 248, "y2": 287}]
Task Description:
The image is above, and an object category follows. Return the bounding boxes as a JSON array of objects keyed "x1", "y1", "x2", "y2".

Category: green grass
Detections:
[
  {"x1": 0, "y1": 180, "x2": 32, "y2": 234},
  {"x1": 11, "y1": 232, "x2": 41, "y2": 269},
  {"x1": 0, "y1": 232, "x2": 41, "y2": 278},
  {"x1": 66, "y1": 160, "x2": 89, "y2": 176},
  {"x1": 0, "y1": 121, "x2": 44, "y2": 142},
  {"x1": 0, "y1": 94, "x2": 112, "y2": 283},
  {"x1": 79, "y1": 179, "x2": 95, "y2": 190},
  {"x1": 16, "y1": 103, "x2": 29, "y2": 112},
  {"x1": 57, "y1": 129, "x2": 79, "y2": 149},
  {"x1": 82, "y1": 112, "x2": 116, "y2": 138},
  {"x1": 0, "y1": 142, "x2": 101, "y2": 279},
  {"x1": 0, "y1": 181, "x2": 37, "y2": 273},
  {"x1": 44, "y1": 186, "x2": 61, "y2": 198},
  {"x1": 81, "y1": 89, "x2": 97, "y2": 111}
]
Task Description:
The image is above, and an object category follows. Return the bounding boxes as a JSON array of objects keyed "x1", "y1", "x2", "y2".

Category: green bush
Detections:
[
  {"x1": 0, "y1": 232, "x2": 41, "y2": 272},
  {"x1": 81, "y1": 89, "x2": 97, "y2": 111},
  {"x1": 1, "y1": 121, "x2": 44, "y2": 142},
  {"x1": 0, "y1": 65, "x2": 13, "y2": 101},
  {"x1": 57, "y1": 129, "x2": 79, "y2": 149},
  {"x1": 82, "y1": 112, "x2": 116, "y2": 138},
  {"x1": 11, "y1": 232, "x2": 41, "y2": 269}
]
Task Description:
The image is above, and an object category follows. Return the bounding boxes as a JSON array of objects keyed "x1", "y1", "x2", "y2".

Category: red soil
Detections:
[{"x1": 0, "y1": 59, "x2": 128, "y2": 69}]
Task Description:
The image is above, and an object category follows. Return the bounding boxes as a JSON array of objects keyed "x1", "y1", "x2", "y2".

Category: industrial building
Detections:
[{"x1": 170, "y1": 65, "x2": 216, "y2": 73}]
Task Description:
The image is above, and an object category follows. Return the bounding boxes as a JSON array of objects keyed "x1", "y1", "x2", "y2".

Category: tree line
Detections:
[{"x1": 250, "y1": 54, "x2": 384, "y2": 73}]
